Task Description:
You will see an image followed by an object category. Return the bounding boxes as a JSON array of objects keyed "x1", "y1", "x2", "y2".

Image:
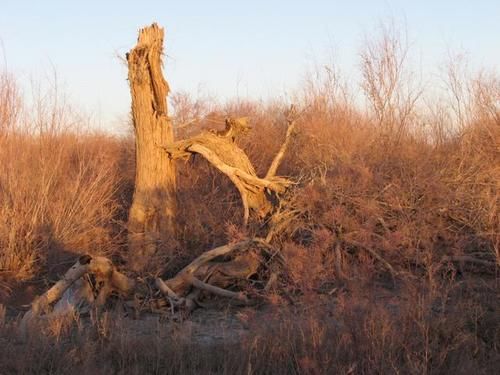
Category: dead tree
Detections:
[
  {"x1": 21, "y1": 24, "x2": 301, "y2": 329},
  {"x1": 21, "y1": 107, "x2": 299, "y2": 326},
  {"x1": 126, "y1": 23, "x2": 177, "y2": 272}
]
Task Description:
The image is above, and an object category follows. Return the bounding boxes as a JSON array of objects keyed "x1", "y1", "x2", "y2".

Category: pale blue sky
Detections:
[{"x1": 1, "y1": 1, "x2": 498, "y2": 130}]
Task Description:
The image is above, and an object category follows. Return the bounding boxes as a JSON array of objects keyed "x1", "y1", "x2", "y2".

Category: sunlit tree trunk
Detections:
[{"x1": 126, "y1": 23, "x2": 176, "y2": 272}]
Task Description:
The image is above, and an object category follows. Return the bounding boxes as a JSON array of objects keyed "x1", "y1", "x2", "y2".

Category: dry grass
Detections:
[
  {"x1": 0, "y1": 73, "x2": 127, "y2": 287},
  {"x1": 0, "y1": 24, "x2": 499, "y2": 374},
  {"x1": 0, "y1": 276, "x2": 497, "y2": 374}
]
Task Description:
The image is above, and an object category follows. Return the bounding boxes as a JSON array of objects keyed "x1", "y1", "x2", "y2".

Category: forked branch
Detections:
[{"x1": 266, "y1": 104, "x2": 299, "y2": 179}]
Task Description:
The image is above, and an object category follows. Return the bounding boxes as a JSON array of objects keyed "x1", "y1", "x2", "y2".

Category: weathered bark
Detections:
[{"x1": 127, "y1": 23, "x2": 177, "y2": 272}]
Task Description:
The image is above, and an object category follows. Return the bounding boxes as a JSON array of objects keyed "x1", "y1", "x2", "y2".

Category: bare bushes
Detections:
[
  {"x1": 0, "y1": 71, "x2": 20, "y2": 134},
  {"x1": 360, "y1": 21, "x2": 422, "y2": 143},
  {"x1": 445, "y1": 71, "x2": 500, "y2": 263},
  {"x1": 0, "y1": 74, "x2": 124, "y2": 285},
  {"x1": 169, "y1": 62, "x2": 498, "y2": 286},
  {"x1": 270, "y1": 24, "x2": 500, "y2": 281}
]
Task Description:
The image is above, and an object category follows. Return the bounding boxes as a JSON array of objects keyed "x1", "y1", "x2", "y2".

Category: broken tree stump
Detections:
[{"x1": 126, "y1": 23, "x2": 177, "y2": 272}]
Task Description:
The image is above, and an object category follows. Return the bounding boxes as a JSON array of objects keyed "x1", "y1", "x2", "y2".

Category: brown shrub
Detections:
[{"x1": 0, "y1": 74, "x2": 126, "y2": 286}]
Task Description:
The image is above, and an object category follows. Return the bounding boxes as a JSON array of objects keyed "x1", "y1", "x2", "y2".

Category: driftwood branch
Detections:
[
  {"x1": 155, "y1": 239, "x2": 266, "y2": 306},
  {"x1": 155, "y1": 278, "x2": 181, "y2": 300},
  {"x1": 21, "y1": 255, "x2": 135, "y2": 335},
  {"x1": 25, "y1": 255, "x2": 92, "y2": 319},
  {"x1": 161, "y1": 111, "x2": 297, "y2": 225},
  {"x1": 179, "y1": 239, "x2": 255, "y2": 274}
]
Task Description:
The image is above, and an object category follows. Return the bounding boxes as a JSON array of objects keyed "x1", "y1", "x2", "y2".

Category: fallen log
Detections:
[
  {"x1": 155, "y1": 239, "x2": 271, "y2": 307},
  {"x1": 21, "y1": 236, "x2": 283, "y2": 332},
  {"x1": 20, "y1": 255, "x2": 135, "y2": 336}
]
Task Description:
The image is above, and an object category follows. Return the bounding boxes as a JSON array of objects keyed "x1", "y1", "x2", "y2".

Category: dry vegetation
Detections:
[{"x1": 0, "y1": 25, "x2": 499, "y2": 374}]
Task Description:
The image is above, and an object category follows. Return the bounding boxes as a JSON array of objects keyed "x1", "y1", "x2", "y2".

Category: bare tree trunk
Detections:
[{"x1": 126, "y1": 23, "x2": 176, "y2": 271}]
